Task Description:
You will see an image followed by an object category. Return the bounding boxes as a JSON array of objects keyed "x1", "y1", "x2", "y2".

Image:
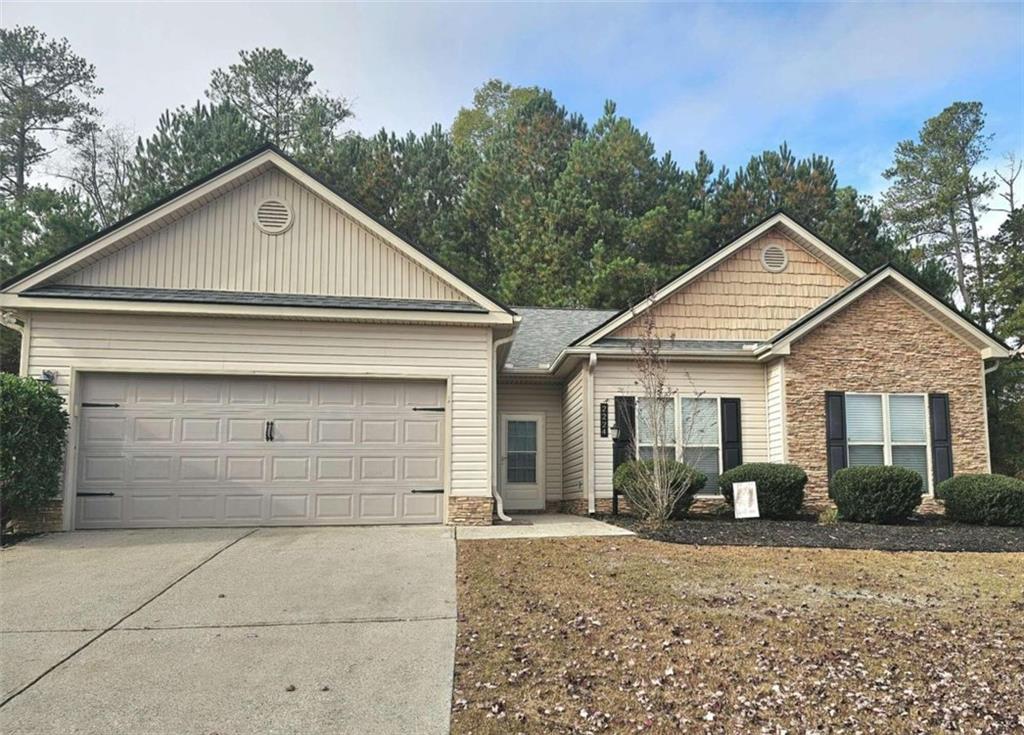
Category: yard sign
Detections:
[{"x1": 733, "y1": 481, "x2": 759, "y2": 519}]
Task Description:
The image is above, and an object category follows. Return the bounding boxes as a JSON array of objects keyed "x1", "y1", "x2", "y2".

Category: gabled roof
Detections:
[
  {"x1": 754, "y1": 263, "x2": 1012, "y2": 360},
  {"x1": 505, "y1": 306, "x2": 616, "y2": 370},
  {"x1": 571, "y1": 211, "x2": 865, "y2": 347},
  {"x1": 1, "y1": 143, "x2": 514, "y2": 317}
]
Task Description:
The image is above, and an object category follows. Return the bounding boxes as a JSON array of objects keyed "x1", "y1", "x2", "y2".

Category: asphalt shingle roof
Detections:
[
  {"x1": 23, "y1": 285, "x2": 487, "y2": 313},
  {"x1": 506, "y1": 306, "x2": 618, "y2": 369}
]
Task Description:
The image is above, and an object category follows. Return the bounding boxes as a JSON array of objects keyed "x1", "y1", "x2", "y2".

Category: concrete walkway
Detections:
[
  {"x1": 456, "y1": 513, "x2": 635, "y2": 540},
  {"x1": 0, "y1": 526, "x2": 456, "y2": 735}
]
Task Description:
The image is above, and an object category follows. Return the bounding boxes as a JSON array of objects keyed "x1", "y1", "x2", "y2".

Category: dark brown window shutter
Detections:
[
  {"x1": 929, "y1": 393, "x2": 954, "y2": 485},
  {"x1": 721, "y1": 398, "x2": 743, "y2": 471},
  {"x1": 612, "y1": 396, "x2": 636, "y2": 472},
  {"x1": 825, "y1": 391, "x2": 847, "y2": 478}
]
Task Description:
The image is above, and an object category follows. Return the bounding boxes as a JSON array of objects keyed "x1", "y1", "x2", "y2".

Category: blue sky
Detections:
[{"x1": 4, "y1": 1, "x2": 1023, "y2": 200}]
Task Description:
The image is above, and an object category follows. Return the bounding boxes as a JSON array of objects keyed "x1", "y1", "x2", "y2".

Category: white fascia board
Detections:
[{"x1": 576, "y1": 213, "x2": 865, "y2": 347}]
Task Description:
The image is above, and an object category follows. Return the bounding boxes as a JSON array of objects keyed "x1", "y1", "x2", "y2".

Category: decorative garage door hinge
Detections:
[
  {"x1": 77, "y1": 492, "x2": 115, "y2": 497},
  {"x1": 411, "y1": 488, "x2": 444, "y2": 494},
  {"x1": 412, "y1": 407, "x2": 446, "y2": 412},
  {"x1": 81, "y1": 402, "x2": 121, "y2": 408}
]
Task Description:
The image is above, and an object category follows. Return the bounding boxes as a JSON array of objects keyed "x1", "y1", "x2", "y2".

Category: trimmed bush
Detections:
[
  {"x1": 938, "y1": 474, "x2": 1024, "y2": 526},
  {"x1": 719, "y1": 463, "x2": 807, "y2": 518},
  {"x1": 0, "y1": 374, "x2": 69, "y2": 528},
  {"x1": 614, "y1": 459, "x2": 707, "y2": 519},
  {"x1": 829, "y1": 465, "x2": 923, "y2": 523}
]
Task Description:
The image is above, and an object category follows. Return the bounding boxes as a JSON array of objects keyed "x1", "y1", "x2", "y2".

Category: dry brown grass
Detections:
[{"x1": 452, "y1": 537, "x2": 1024, "y2": 734}]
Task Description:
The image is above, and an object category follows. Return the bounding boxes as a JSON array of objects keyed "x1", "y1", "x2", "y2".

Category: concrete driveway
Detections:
[{"x1": 0, "y1": 526, "x2": 456, "y2": 735}]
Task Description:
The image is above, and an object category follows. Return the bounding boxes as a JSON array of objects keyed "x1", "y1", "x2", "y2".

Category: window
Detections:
[
  {"x1": 506, "y1": 420, "x2": 537, "y2": 483},
  {"x1": 637, "y1": 398, "x2": 675, "y2": 461},
  {"x1": 845, "y1": 393, "x2": 930, "y2": 487},
  {"x1": 680, "y1": 397, "x2": 721, "y2": 492},
  {"x1": 635, "y1": 396, "x2": 722, "y2": 494}
]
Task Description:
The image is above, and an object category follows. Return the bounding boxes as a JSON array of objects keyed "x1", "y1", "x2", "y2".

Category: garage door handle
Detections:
[
  {"x1": 265, "y1": 420, "x2": 275, "y2": 441},
  {"x1": 411, "y1": 488, "x2": 444, "y2": 494}
]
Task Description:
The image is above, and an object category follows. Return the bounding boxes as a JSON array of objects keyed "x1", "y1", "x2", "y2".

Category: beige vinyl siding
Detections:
[
  {"x1": 497, "y1": 381, "x2": 563, "y2": 501},
  {"x1": 766, "y1": 359, "x2": 786, "y2": 463},
  {"x1": 591, "y1": 360, "x2": 768, "y2": 497},
  {"x1": 57, "y1": 170, "x2": 470, "y2": 303},
  {"x1": 612, "y1": 233, "x2": 852, "y2": 341},
  {"x1": 27, "y1": 311, "x2": 492, "y2": 503},
  {"x1": 561, "y1": 366, "x2": 586, "y2": 500}
]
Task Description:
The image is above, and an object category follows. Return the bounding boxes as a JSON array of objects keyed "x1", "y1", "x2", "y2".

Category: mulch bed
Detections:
[
  {"x1": 0, "y1": 532, "x2": 40, "y2": 548},
  {"x1": 600, "y1": 514, "x2": 1024, "y2": 552}
]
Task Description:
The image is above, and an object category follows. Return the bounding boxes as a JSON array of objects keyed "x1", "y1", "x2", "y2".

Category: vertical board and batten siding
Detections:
[
  {"x1": 611, "y1": 233, "x2": 852, "y2": 341},
  {"x1": 497, "y1": 382, "x2": 564, "y2": 501},
  {"x1": 56, "y1": 170, "x2": 470, "y2": 303},
  {"x1": 561, "y1": 366, "x2": 586, "y2": 500},
  {"x1": 26, "y1": 311, "x2": 493, "y2": 502},
  {"x1": 591, "y1": 360, "x2": 769, "y2": 497},
  {"x1": 766, "y1": 359, "x2": 786, "y2": 463}
]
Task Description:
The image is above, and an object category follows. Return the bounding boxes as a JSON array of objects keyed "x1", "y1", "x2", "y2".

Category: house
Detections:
[{"x1": 0, "y1": 145, "x2": 1011, "y2": 530}]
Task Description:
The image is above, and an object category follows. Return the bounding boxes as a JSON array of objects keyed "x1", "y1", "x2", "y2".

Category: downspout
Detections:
[
  {"x1": 587, "y1": 352, "x2": 597, "y2": 514},
  {"x1": 491, "y1": 332, "x2": 515, "y2": 522}
]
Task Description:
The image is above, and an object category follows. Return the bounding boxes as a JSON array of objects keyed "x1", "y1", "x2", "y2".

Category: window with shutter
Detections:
[{"x1": 843, "y1": 392, "x2": 932, "y2": 490}]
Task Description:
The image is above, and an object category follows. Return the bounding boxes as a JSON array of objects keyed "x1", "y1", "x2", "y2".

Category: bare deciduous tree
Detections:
[{"x1": 618, "y1": 303, "x2": 708, "y2": 524}]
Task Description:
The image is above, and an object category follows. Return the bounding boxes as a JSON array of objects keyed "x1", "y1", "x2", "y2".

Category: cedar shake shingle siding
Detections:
[
  {"x1": 784, "y1": 285, "x2": 990, "y2": 509},
  {"x1": 612, "y1": 233, "x2": 852, "y2": 341}
]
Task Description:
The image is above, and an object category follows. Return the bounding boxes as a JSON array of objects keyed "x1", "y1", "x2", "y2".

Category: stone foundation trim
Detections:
[{"x1": 446, "y1": 496, "x2": 493, "y2": 526}]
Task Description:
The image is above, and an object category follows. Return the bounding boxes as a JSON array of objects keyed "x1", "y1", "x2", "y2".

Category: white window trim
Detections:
[
  {"x1": 634, "y1": 395, "x2": 724, "y2": 497},
  {"x1": 846, "y1": 392, "x2": 933, "y2": 495}
]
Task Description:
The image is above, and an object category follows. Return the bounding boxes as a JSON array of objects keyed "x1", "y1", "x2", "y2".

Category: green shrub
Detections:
[
  {"x1": 938, "y1": 474, "x2": 1024, "y2": 526},
  {"x1": 719, "y1": 463, "x2": 807, "y2": 518},
  {"x1": 829, "y1": 465, "x2": 923, "y2": 523},
  {"x1": 613, "y1": 459, "x2": 707, "y2": 520},
  {"x1": 0, "y1": 374, "x2": 69, "y2": 527}
]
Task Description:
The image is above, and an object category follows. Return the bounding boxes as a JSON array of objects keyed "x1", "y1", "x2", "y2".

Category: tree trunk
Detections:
[
  {"x1": 947, "y1": 208, "x2": 970, "y2": 311},
  {"x1": 963, "y1": 177, "x2": 988, "y2": 325}
]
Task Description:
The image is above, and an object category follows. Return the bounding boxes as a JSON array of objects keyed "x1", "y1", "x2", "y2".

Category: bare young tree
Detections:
[{"x1": 619, "y1": 303, "x2": 707, "y2": 524}]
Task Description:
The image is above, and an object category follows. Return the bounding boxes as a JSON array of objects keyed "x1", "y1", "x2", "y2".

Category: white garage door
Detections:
[{"x1": 75, "y1": 374, "x2": 446, "y2": 528}]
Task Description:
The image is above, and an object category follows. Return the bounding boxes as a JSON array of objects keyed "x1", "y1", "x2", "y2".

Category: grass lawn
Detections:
[{"x1": 452, "y1": 537, "x2": 1023, "y2": 734}]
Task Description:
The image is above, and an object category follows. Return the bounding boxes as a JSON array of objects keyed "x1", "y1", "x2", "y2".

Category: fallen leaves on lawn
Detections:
[{"x1": 451, "y1": 538, "x2": 1023, "y2": 734}]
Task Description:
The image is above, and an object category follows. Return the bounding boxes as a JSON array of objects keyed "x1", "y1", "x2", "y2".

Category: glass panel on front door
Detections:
[{"x1": 506, "y1": 420, "x2": 537, "y2": 483}]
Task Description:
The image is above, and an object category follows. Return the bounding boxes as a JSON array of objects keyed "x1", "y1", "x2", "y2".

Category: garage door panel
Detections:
[
  {"x1": 227, "y1": 418, "x2": 266, "y2": 443},
  {"x1": 225, "y1": 494, "x2": 263, "y2": 521},
  {"x1": 134, "y1": 376, "x2": 178, "y2": 404},
  {"x1": 317, "y1": 419, "x2": 354, "y2": 444},
  {"x1": 181, "y1": 456, "x2": 220, "y2": 481},
  {"x1": 269, "y1": 494, "x2": 309, "y2": 520},
  {"x1": 315, "y1": 494, "x2": 354, "y2": 519},
  {"x1": 76, "y1": 375, "x2": 446, "y2": 527},
  {"x1": 359, "y1": 494, "x2": 398, "y2": 520},
  {"x1": 272, "y1": 456, "x2": 311, "y2": 481},
  {"x1": 403, "y1": 493, "x2": 443, "y2": 520},
  {"x1": 272, "y1": 419, "x2": 312, "y2": 443}
]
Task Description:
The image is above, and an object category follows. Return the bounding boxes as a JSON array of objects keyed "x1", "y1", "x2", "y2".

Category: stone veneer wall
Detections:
[
  {"x1": 447, "y1": 496, "x2": 493, "y2": 525},
  {"x1": 10, "y1": 501, "x2": 64, "y2": 533},
  {"x1": 784, "y1": 285, "x2": 990, "y2": 509}
]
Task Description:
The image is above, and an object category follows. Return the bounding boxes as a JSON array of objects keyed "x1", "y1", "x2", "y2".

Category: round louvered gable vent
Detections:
[
  {"x1": 761, "y1": 243, "x2": 788, "y2": 273},
  {"x1": 255, "y1": 198, "x2": 293, "y2": 235}
]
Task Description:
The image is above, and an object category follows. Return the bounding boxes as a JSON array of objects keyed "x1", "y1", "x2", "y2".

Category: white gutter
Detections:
[
  {"x1": 587, "y1": 352, "x2": 597, "y2": 514},
  {"x1": 491, "y1": 331, "x2": 516, "y2": 522}
]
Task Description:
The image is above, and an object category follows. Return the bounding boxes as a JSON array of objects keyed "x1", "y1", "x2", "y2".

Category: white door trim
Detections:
[{"x1": 499, "y1": 413, "x2": 545, "y2": 511}]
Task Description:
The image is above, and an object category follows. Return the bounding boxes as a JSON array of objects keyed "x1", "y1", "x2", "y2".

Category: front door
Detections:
[{"x1": 499, "y1": 414, "x2": 545, "y2": 510}]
